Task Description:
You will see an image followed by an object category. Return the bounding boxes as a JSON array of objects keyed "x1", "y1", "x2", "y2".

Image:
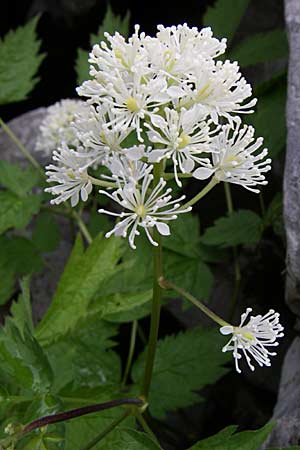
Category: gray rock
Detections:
[
  {"x1": 284, "y1": 0, "x2": 300, "y2": 317},
  {"x1": 262, "y1": 337, "x2": 300, "y2": 448}
]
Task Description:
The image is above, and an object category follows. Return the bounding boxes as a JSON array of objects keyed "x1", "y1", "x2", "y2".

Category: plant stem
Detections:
[
  {"x1": 72, "y1": 210, "x2": 93, "y2": 245},
  {"x1": 224, "y1": 183, "x2": 241, "y2": 321},
  {"x1": 181, "y1": 177, "x2": 219, "y2": 209},
  {"x1": 136, "y1": 412, "x2": 161, "y2": 447},
  {"x1": 23, "y1": 398, "x2": 143, "y2": 434},
  {"x1": 89, "y1": 175, "x2": 116, "y2": 188},
  {"x1": 0, "y1": 117, "x2": 44, "y2": 176},
  {"x1": 162, "y1": 172, "x2": 192, "y2": 181},
  {"x1": 83, "y1": 410, "x2": 130, "y2": 450},
  {"x1": 141, "y1": 163, "x2": 163, "y2": 400},
  {"x1": 159, "y1": 277, "x2": 229, "y2": 328},
  {"x1": 122, "y1": 320, "x2": 138, "y2": 387}
]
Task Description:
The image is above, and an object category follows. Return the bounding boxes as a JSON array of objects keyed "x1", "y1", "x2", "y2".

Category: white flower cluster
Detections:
[
  {"x1": 42, "y1": 24, "x2": 271, "y2": 249},
  {"x1": 36, "y1": 99, "x2": 88, "y2": 156}
]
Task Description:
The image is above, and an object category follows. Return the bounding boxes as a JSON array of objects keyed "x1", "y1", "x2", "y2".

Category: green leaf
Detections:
[
  {"x1": 188, "y1": 422, "x2": 274, "y2": 450},
  {"x1": 36, "y1": 234, "x2": 123, "y2": 343},
  {"x1": 201, "y1": 210, "x2": 263, "y2": 247},
  {"x1": 0, "y1": 161, "x2": 41, "y2": 196},
  {"x1": 10, "y1": 277, "x2": 34, "y2": 336},
  {"x1": 248, "y1": 79, "x2": 286, "y2": 158},
  {"x1": 0, "y1": 321, "x2": 53, "y2": 394},
  {"x1": 92, "y1": 290, "x2": 153, "y2": 322},
  {"x1": 0, "y1": 191, "x2": 42, "y2": 235},
  {"x1": 0, "y1": 236, "x2": 43, "y2": 305},
  {"x1": 0, "y1": 16, "x2": 45, "y2": 105},
  {"x1": 228, "y1": 29, "x2": 288, "y2": 68},
  {"x1": 103, "y1": 428, "x2": 161, "y2": 450},
  {"x1": 45, "y1": 314, "x2": 120, "y2": 392},
  {"x1": 75, "y1": 48, "x2": 90, "y2": 85},
  {"x1": 32, "y1": 211, "x2": 61, "y2": 252},
  {"x1": 263, "y1": 193, "x2": 284, "y2": 237},
  {"x1": 164, "y1": 252, "x2": 214, "y2": 301},
  {"x1": 203, "y1": 0, "x2": 250, "y2": 43},
  {"x1": 76, "y1": 4, "x2": 130, "y2": 85},
  {"x1": 132, "y1": 327, "x2": 229, "y2": 418}
]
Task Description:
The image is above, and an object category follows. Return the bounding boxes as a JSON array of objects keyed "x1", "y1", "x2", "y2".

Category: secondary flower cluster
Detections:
[{"x1": 40, "y1": 23, "x2": 271, "y2": 249}]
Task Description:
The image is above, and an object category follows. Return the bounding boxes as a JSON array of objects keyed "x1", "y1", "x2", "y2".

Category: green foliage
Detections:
[
  {"x1": 188, "y1": 422, "x2": 274, "y2": 450},
  {"x1": 0, "y1": 320, "x2": 53, "y2": 394},
  {"x1": 201, "y1": 210, "x2": 263, "y2": 247},
  {"x1": 263, "y1": 193, "x2": 284, "y2": 237},
  {"x1": 0, "y1": 191, "x2": 42, "y2": 235},
  {"x1": 0, "y1": 16, "x2": 45, "y2": 105},
  {"x1": 228, "y1": 29, "x2": 288, "y2": 67},
  {"x1": 0, "y1": 235, "x2": 43, "y2": 305},
  {"x1": 32, "y1": 211, "x2": 61, "y2": 252},
  {"x1": 132, "y1": 327, "x2": 229, "y2": 418},
  {"x1": 45, "y1": 314, "x2": 120, "y2": 393},
  {"x1": 10, "y1": 277, "x2": 34, "y2": 336},
  {"x1": 76, "y1": 4, "x2": 130, "y2": 84},
  {"x1": 203, "y1": 0, "x2": 250, "y2": 43},
  {"x1": 0, "y1": 161, "x2": 41, "y2": 196},
  {"x1": 249, "y1": 77, "x2": 286, "y2": 158},
  {"x1": 36, "y1": 234, "x2": 123, "y2": 343}
]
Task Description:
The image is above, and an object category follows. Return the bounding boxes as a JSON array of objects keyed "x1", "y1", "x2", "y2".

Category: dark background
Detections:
[{"x1": 0, "y1": 0, "x2": 284, "y2": 120}]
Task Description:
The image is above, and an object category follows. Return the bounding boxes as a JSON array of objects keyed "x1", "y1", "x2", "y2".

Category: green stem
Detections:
[
  {"x1": 122, "y1": 320, "x2": 138, "y2": 387},
  {"x1": 136, "y1": 412, "x2": 161, "y2": 447},
  {"x1": 72, "y1": 210, "x2": 93, "y2": 245},
  {"x1": 181, "y1": 177, "x2": 219, "y2": 209},
  {"x1": 0, "y1": 117, "x2": 44, "y2": 176},
  {"x1": 89, "y1": 175, "x2": 116, "y2": 188},
  {"x1": 224, "y1": 183, "x2": 241, "y2": 320},
  {"x1": 162, "y1": 172, "x2": 192, "y2": 180},
  {"x1": 83, "y1": 410, "x2": 130, "y2": 450},
  {"x1": 141, "y1": 163, "x2": 163, "y2": 400},
  {"x1": 159, "y1": 277, "x2": 229, "y2": 328}
]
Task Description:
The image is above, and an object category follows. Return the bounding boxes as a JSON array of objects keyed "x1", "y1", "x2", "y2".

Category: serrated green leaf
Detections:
[
  {"x1": 36, "y1": 234, "x2": 123, "y2": 343},
  {"x1": 0, "y1": 191, "x2": 42, "y2": 235},
  {"x1": 201, "y1": 210, "x2": 263, "y2": 248},
  {"x1": 203, "y1": 0, "x2": 250, "y2": 43},
  {"x1": 103, "y1": 428, "x2": 161, "y2": 450},
  {"x1": 0, "y1": 161, "x2": 41, "y2": 196},
  {"x1": 45, "y1": 314, "x2": 120, "y2": 392},
  {"x1": 0, "y1": 16, "x2": 45, "y2": 105},
  {"x1": 132, "y1": 327, "x2": 229, "y2": 418},
  {"x1": 76, "y1": 4, "x2": 130, "y2": 85},
  {"x1": 188, "y1": 421, "x2": 274, "y2": 450},
  {"x1": 0, "y1": 321, "x2": 53, "y2": 394},
  {"x1": 228, "y1": 29, "x2": 288, "y2": 68},
  {"x1": 247, "y1": 79, "x2": 286, "y2": 158},
  {"x1": 32, "y1": 211, "x2": 61, "y2": 252}
]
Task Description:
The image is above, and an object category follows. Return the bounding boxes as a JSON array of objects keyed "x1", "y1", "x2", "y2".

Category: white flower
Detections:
[
  {"x1": 144, "y1": 25, "x2": 226, "y2": 80},
  {"x1": 36, "y1": 99, "x2": 88, "y2": 156},
  {"x1": 98, "y1": 168, "x2": 192, "y2": 249},
  {"x1": 146, "y1": 106, "x2": 213, "y2": 186},
  {"x1": 105, "y1": 154, "x2": 149, "y2": 184},
  {"x1": 179, "y1": 61, "x2": 256, "y2": 124},
  {"x1": 74, "y1": 104, "x2": 132, "y2": 161},
  {"x1": 193, "y1": 122, "x2": 271, "y2": 193},
  {"x1": 45, "y1": 143, "x2": 93, "y2": 206},
  {"x1": 220, "y1": 308, "x2": 284, "y2": 373}
]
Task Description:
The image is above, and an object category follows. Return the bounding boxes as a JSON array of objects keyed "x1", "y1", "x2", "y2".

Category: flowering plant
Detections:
[{"x1": 0, "y1": 8, "x2": 288, "y2": 450}]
